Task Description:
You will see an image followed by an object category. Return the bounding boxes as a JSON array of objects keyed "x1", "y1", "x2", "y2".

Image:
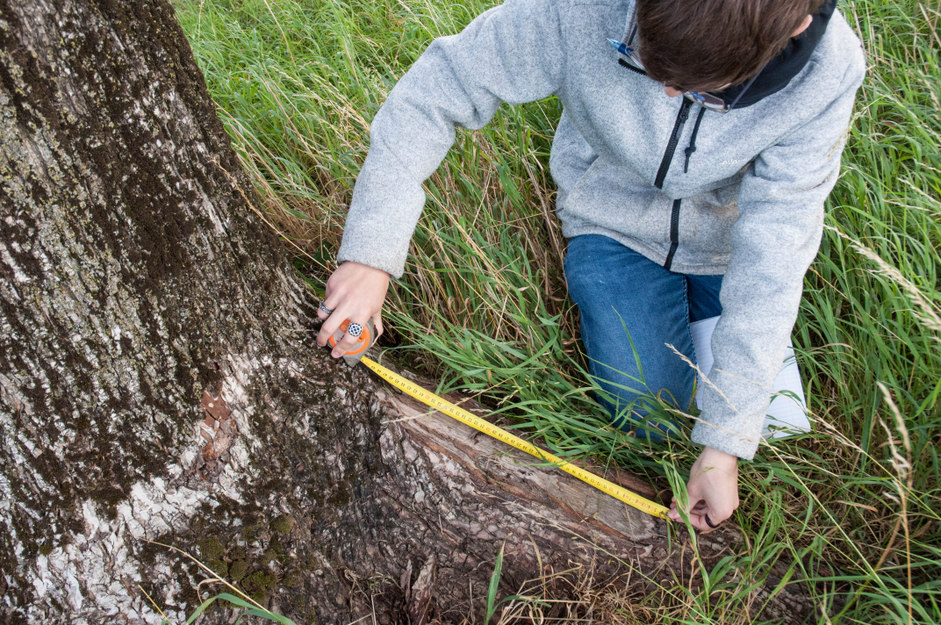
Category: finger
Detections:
[
  {"x1": 330, "y1": 324, "x2": 368, "y2": 358},
  {"x1": 707, "y1": 505, "x2": 735, "y2": 526},
  {"x1": 330, "y1": 318, "x2": 371, "y2": 358},
  {"x1": 373, "y1": 313, "x2": 384, "y2": 340},
  {"x1": 316, "y1": 317, "x2": 335, "y2": 347},
  {"x1": 693, "y1": 504, "x2": 734, "y2": 532},
  {"x1": 671, "y1": 498, "x2": 704, "y2": 524},
  {"x1": 672, "y1": 495, "x2": 700, "y2": 514},
  {"x1": 317, "y1": 300, "x2": 334, "y2": 321},
  {"x1": 688, "y1": 511, "x2": 715, "y2": 532},
  {"x1": 688, "y1": 502, "x2": 717, "y2": 527},
  {"x1": 316, "y1": 304, "x2": 347, "y2": 347}
]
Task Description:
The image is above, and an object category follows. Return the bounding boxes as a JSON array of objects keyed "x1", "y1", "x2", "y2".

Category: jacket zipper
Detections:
[
  {"x1": 654, "y1": 98, "x2": 693, "y2": 189},
  {"x1": 655, "y1": 99, "x2": 693, "y2": 270},
  {"x1": 663, "y1": 199, "x2": 681, "y2": 271}
]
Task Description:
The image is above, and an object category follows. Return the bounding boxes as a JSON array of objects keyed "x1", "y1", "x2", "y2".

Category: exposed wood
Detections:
[{"x1": 371, "y1": 381, "x2": 812, "y2": 624}]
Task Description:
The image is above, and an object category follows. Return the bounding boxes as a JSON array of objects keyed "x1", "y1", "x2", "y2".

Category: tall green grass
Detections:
[{"x1": 174, "y1": 0, "x2": 940, "y2": 622}]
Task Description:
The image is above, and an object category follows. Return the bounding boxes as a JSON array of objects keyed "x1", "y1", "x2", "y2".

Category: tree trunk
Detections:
[{"x1": 0, "y1": 1, "x2": 810, "y2": 623}]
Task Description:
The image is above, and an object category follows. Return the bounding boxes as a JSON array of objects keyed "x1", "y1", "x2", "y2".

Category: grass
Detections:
[
  {"x1": 173, "y1": 0, "x2": 940, "y2": 623},
  {"x1": 142, "y1": 542, "x2": 300, "y2": 625}
]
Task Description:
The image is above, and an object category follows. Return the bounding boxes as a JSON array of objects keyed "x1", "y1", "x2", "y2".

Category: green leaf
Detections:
[{"x1": 484, "y1": 543, "x2": 505, "y2": 623}]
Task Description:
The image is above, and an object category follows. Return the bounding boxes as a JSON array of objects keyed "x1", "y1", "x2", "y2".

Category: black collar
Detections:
[{"x1": 717, "y1": 0, "x2": 836, "y2": 109}]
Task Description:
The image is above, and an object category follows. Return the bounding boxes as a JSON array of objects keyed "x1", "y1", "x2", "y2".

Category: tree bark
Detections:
[{"x1": 0, "y1": 1, "x2": 810, "y2": 623}]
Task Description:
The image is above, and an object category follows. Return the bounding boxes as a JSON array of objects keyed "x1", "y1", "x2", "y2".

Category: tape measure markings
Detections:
[{"x1": 360, "y1": 355, "x2": 669, "y2": 520}]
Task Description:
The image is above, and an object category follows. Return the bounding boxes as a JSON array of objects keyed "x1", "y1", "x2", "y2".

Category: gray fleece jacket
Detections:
[{"x1": 338, "y1": 0, "x2": 865, "y2": 460}]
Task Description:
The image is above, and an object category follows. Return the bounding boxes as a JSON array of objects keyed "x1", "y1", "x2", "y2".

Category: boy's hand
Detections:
[
  {"x1": 316, "y1": 262, "x2": 390, "y2": 358},
  {"x1": 668, "y1": 446, "x2": 739, "y2": 532}
]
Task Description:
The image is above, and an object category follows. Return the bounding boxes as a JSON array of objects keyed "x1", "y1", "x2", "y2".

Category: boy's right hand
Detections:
[{"x1": 316, "y1": 261, "x2": 390, "y2": 358}]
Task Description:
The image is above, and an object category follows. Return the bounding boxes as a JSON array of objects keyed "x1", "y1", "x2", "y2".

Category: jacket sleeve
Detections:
[
  {"x1": 337, "y1": 0, "x2": 565, "y2": 277},
  {"x1": 691, "y1": 49, "x2": 865, "y2": 460}
]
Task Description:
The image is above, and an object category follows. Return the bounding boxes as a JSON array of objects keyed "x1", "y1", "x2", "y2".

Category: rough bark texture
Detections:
[{"x1": 0, "y1": 1, "x2": 811, "y2": 624}]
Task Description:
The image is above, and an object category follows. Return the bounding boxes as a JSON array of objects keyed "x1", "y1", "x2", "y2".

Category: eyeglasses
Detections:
[{"x1": 608, "y1": 18, "x2": 762, "y2": 113}]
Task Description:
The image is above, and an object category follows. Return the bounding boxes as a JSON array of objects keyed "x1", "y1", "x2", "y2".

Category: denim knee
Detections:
[{"x1": 564, "y1": 235, "x2": 698, "y2": 440}]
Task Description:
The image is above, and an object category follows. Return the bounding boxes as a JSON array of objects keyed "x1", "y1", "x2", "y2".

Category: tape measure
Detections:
[
  {"x1": 328, "y1": 319, "x2": 375, "y2": 365},
  {"x1": 355, "y1": 353, "x2": 670, "y2": 520}
]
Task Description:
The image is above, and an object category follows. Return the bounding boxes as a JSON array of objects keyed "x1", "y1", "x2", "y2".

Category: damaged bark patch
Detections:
[{"x1": 196, "y1": 389, "x2": 238, "y2": 480}]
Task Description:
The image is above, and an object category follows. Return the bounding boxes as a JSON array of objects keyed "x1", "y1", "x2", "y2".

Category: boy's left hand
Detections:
[{"x1": 668, "y1": 446, "x2": 739, "y2": 531}]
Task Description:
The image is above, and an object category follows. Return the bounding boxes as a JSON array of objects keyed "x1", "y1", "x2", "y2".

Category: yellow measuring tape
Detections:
[{"x1": 360, "y1": 355, "x2": 670, "y2": 520}]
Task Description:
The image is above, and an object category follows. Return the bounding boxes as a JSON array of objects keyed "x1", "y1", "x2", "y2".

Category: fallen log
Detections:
[{"x1": 340, "y1": 365, "x2": 814, "y2": 624}]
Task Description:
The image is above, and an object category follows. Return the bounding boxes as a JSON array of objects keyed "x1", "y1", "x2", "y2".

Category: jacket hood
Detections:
[{"x1": 718, "y1": 0, "x2": 837, "y2": 108}]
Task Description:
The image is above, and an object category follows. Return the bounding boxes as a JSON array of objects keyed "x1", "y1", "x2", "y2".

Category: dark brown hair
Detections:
[{"x1": 635, "y1": 0, "x2": 824, "y2": 92}]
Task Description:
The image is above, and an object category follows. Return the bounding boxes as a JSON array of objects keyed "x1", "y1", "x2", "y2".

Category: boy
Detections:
[{"x1": 316, "y1": 0, "x2": 864, "y2": 531}]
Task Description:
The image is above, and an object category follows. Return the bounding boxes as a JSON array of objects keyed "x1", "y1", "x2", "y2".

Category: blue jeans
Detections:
[{"x1": 564, "y1": 235, "x2": 724, "y2": 440}]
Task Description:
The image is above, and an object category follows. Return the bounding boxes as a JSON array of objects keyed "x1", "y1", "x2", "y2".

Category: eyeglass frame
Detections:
[{"x1": 609, "y1": 17, "x2": 764, "y2": 113}]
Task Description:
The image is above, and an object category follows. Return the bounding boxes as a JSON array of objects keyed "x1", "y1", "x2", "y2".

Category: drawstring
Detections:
[{"x1": 683, "y1": 106, "x2": 707, "y2": 173}]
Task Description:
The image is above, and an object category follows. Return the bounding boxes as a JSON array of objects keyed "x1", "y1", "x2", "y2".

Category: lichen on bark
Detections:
[{"x1": 0, "y1": 0, "x2": 321, "y2": 620}]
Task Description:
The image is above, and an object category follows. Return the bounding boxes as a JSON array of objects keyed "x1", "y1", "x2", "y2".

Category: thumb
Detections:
[
  {"x1": 373, "y1": 312, "x2": 384, "y2": 340},
  {"x1": 681, "y1": 475, "x2": 717, "y2": 531}
]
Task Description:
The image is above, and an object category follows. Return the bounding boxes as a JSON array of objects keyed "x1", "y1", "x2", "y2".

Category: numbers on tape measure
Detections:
[{"x1": 360, "y1": 356, "x2": 669, "y2": 520}]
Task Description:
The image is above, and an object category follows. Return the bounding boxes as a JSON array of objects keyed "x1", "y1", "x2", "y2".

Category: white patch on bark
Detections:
[
  {"x1": 200, "y1": 189, "x2": 228, "y2": 235},
  {"x1": 19, "y1": 352, "x2": 284, "y2": 624},
  {"x1": 0, "y1": 241, "x2": 30, "y2": 284}
]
